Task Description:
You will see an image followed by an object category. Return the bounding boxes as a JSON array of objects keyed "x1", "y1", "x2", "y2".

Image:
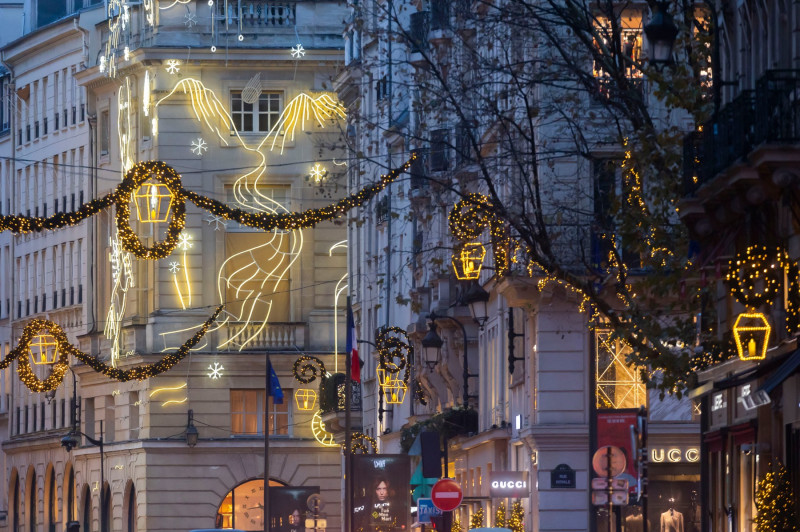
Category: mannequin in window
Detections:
[{"x1": 661, "y1": 498, "x2": 684, "y2": 532}]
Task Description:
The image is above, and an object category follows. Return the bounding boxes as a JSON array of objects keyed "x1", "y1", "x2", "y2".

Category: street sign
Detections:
[
  {"x1": 591, "y1": 445, "x2": 627, "y2": 478},
  {"x1": 417, "y1": 498, "x2": 443, "y2": 524},
  {"x1": 430, "y1": 478, "x2": 463, "y2": 511},
  {"x1": 590, "y1": 478, "x2": 629, "y2": 491}
]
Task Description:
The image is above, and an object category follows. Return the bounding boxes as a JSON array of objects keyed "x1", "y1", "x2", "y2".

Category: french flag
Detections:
[{"x1": 346, "y1": 297, "x2": 361, "y2": 383}]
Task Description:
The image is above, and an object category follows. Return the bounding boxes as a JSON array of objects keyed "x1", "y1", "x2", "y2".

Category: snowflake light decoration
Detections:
[
  {"x1": 191, "y1": 137, "x2": 208, "y2": 156},
  {"x1": 205, "y1": 214, "x2": 228, "y2": 231},
  {"x1": 291, "y1": 44, "x2": 306, "y2": 58},
  {"x1": 166, "y1": 60, "x2": 181, "y2": 74},
  {"x1": 208, "y1": 362, "x2": 224, "y2": 379},
  {"x1": 309, "y1": 163, "x2": 327, "y2": 183},
  {"x1": 177, "y1": 232, "x2": 193, "y2": 251},
  {"x1": 184, "y1": 12, "x2": 197, "y2": 27},
  {"x1": 168, "y1": 261, "x2": 181, "y2": 274}
]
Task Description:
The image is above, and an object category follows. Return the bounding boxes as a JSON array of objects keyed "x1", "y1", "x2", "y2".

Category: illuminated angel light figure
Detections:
[
  {"x1": 166, "y1": 60, "x2": 181, "y2": 75},
  {"x1": 191, "y1": 137, "x2": 208, "y2": 155},
  {"x1": 152, "y1": 78, "x2": 346, "y2": 351},
  {"x1": 291, "y1": 44, "x2": 306, "y2": 58},
  {"x1": 104, "y1": 237, "x2": 134, "y2": 367}
]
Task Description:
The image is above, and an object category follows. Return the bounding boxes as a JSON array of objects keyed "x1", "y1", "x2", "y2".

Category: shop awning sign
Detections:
[{"x1": 489, "y1": 471, "x2": 531, "y2": 497}]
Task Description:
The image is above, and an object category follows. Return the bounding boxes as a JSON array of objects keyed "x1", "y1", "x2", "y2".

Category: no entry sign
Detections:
[{"x1": 430, "y1": 478, "x2": 463, "y2": 511}]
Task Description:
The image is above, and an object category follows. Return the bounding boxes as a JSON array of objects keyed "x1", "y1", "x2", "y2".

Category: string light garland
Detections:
[
  {"x1": 448, "y1": 193, "x2": 515, "y2": 277},
  {"x1": 2, "y1": 306, "x2": 223, "y2": 392},
  {"x1": 0, "y1": 157, "x2": 415, "y2": 254},
  {"x1": 346, "y1": 431, "x2": 378, "y2": 454},
  {"x1": 414, "y1": 379, "x2": 428, "y2": 406},
  {"x1": 292, "y1": 355, "x2": 326, "y2": 384}
]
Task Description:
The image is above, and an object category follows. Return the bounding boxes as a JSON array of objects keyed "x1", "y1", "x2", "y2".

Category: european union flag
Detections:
[{"x1": 268, "y1": 361, "x2": 284, "y2": 404}]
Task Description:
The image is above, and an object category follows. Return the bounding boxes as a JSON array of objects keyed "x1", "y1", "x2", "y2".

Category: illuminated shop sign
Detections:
[
  {"x1": 488, "y1": 471, "x2": 530, "y2": 498},
  {"x1": 650, "y1": 447, "x2": 700, "y2": 463}
]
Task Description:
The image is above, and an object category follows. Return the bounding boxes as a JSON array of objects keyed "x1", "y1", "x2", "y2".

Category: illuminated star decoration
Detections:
[
  {"x1": 207, "y1": 362, "x2": 224, "y2": 379},
  {"x1": 291, "y1": 44, "x2": 306, "y2": 58},
  {"x1": 184, "y1": 12, "x2": 197, "y2": 27},
  {"x1": 168, "y1": 261, "x2": 181, "y2": 274},
  {"x1": 177, "y1": 232, "x2": 193, "y2": 251},
  {"x1": 204, "y1": 214, "x2": 228, "y2": 231},
  {"x1": 191, "y1": 137, "x2": 208, "y2": 156},
  {"x1": 309, "y1": 163, "x2": 327, "y2": 183},
  {"x1": 166, "y1": 60, "x2": 180, "y2": 74}
]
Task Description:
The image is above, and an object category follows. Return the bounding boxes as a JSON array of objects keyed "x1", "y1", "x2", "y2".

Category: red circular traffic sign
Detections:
[{"x1": 431, "y1": 478, "x2": 463, "y2": 511}]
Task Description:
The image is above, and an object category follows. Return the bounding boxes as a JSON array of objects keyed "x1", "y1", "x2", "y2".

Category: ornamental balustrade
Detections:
[
  {"x1": 216, "y1": 1, "x2": 296, "y2": 27},
  {"x1": 220, "y1": 321, "x2": 305, "y2": 350}
]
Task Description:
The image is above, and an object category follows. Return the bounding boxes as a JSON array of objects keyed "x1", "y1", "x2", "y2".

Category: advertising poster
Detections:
[
  {"x1": 352, "y1": 454, "x2": 411, "y2": 532},
  {"x1": 269, "y1": 486, "x2": 320, "y2": 532},
  {"x1": 596, "y1": 409, "x2": 639, "y2": 491}
]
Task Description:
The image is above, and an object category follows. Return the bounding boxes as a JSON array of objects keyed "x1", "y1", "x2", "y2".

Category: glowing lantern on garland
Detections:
[
  {"x1": 733, "y1": 312, "x2": 771, "y2": 361},
  {"x1": 133, "y1": 180, "x2": 174, "y2": 223},
  {"x1": 452, "y1": 242, "x2": 487, "y2": 280},
  {"x1": 294, "y1": 388, "x2": 317, "y2": 411},
  {"x1": 29, "y1": 334, "x2": 59, "y2": 365},
  {"x1": 382, "y1": 375, "x2": 408, "y2": 404}
]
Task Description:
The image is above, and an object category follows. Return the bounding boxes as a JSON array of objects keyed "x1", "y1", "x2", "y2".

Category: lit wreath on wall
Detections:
[
  {"x1": 448, "y1": 193, "x2": 515, "y2": 277},
  {"x1": 347, "y1": 431, "x2": 378, "y2": 454}
]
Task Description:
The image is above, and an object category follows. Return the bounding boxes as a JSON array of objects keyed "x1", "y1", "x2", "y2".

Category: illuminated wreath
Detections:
[
  {"x1": 2, "y1": 306, "x2": 223, "y2": 392},
  {"x1": 347, "y1": 431, "x2": 378, "y2": 454},
  {"x1": 448, "y1": 193, "x2": 515, "y2": 276},
  {"x1": 293, "y1": 355, "x2": 326, "y2": 384},
  {"x1": 376, "y1": 326, "x2": 412, "y2": 384},
  {"x1": 726, "y1": 246, "x2": 789, "y2": 309},
  {"x1": 115, "y1": 161, "x2": 186, "y2": 259}
]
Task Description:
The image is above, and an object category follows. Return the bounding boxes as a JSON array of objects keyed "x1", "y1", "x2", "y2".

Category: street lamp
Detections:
[
  {"x1": 644, "y1": 1, "x2": 679, "y2": 67},
  {"x1": 421, "y1": 321, "x2": 444, "y2": 371},
  {"x1": 462, "y1": 281, "x2": 490, "y2": 329},
  {"x1": 422, "y1": 311, "x2": 478, "y2": 406},
  {"x1": 185, "y1": 409, "x2": 199, "y2": 447}
]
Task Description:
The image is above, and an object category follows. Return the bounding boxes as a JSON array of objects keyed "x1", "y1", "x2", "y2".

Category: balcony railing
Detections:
[
  {"x1": 217, "y1": 1, "x2": 296, "y2": 28},
  {"x1": 220, "y1": 321, "x2": 305, "y2": 350},
  {"x1": 683, "y1": 68, "x2": 800, "y2": 195}
]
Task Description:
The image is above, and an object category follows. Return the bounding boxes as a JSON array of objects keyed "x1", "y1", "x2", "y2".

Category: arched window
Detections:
[
  {"x1": 64, "y1": 465, "x2": 75, "y2": 523},
  {"x1": 216, "y1": 478, "x2": 285, "y2": 530},
  {"x1": 81, "y1": 484, "x2": 91, "y2": 532},
  {"x1": 101, "y1": 483, "x2": 111, "y2": 532},
  {"x1": 125, "y1": 483, "x2": 137, "y2": 532},
  {"x1": 45, "y1": 465, "x2": 56, "y2": 532},
  {"x1": 27, "y1": 466, "x2": 37, "y2": 532},
  {"x1": 10, "y1": 470, "x2": 20, "y2": 532}
]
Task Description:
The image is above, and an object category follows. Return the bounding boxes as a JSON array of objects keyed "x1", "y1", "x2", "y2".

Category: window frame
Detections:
[
  {"x1": 229, "y1": 90, "x2": 283, "y2": 134},
  {"x1": 230, "y1": 389, "x2": 290, "y2": 436}
]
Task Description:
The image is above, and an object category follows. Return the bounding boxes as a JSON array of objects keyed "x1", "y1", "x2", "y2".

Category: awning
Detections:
[
  {"x1": 688, "y1": 349, "x2": 796, "y2": 398},
  {"x1": 758, "y1": 349, "x2": 800, "y2": 394}
]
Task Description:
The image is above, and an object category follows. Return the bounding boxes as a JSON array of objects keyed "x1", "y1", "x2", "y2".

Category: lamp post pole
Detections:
[{"x1": 264, "y1": 351, "x2": 270, "y2": 532}]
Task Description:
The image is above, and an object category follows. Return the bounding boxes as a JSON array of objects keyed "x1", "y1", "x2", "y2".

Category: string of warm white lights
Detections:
[
  {"x1": 376, "y1": 326, "x2": 412, "y2": 385},
  {"x1": 292, "y1": 355, "x2": 326, "y2": 384},
  {"x1": 4, "y1": 306, "x2": 223, "y2": 392},
  {"x1": 347, "y1": 432, "x2": 378, "y2": 454}
]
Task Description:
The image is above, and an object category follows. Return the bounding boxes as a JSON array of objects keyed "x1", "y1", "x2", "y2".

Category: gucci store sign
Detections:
[
  {"x1": 488, "y1": 471, "x2": 530, "y2": 498},
  {"x1": 650, "y1": 446, "x2": 700, "y2": 463}
]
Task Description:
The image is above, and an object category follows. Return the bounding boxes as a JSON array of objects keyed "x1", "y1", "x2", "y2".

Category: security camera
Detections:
[{"x1": 61, "y1": 434, "x2": 80, "y2": 452}]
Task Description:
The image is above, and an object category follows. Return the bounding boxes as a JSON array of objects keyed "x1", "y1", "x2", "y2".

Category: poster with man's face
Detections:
[
  {"x1": 269, "y1": 486, "x2": 320, "y2": 532},
  {"x1": 352, "y1": 455, "x2": 410, "y2": 532}
]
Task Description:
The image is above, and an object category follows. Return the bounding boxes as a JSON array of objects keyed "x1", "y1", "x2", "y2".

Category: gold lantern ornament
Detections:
[
  {"x1": 452, "y1": 242, "x2": 487, "y2": 280},
  {"x1": 733, "y1": 312, "x2": 771, "y2": 361},
  {"x1": 294, "y1": 388, "x2": 317, "y2": 411},
  {"x1": 133, "y1": 180, "x2": 174, "y2": 223},
  {"x1": 29, "y1": 334, "x2": 59, "y2": 365},
  {"x1": 382, "y1": 376, "x2": 408, "y2": 405}
]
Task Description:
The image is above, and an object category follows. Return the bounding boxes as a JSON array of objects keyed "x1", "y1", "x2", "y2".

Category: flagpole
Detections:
[
  {"x1": 264, "y1": 351, "x2": 270, "y2": 532},
  {"x1": 345, "y1": 296, "x2": 353, "y2": 532}
]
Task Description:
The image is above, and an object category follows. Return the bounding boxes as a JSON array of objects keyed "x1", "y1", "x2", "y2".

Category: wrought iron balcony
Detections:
[{"x1": 683, "y1": 69, "x2": 800, "y2": 195}]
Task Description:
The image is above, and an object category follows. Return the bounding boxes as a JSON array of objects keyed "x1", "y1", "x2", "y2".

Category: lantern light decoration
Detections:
[
  {"x1": 452, "y1": 242, "x2": 487, "y2": 280},
  {"x1": 294, "y1": 389, "x2": 318, "y2": 411},
  {"x1": 134, "y1": 180, "x2": 174, "y2": 223},
  {"x1": 29, "y1": 334, "x2": 59, "y2": 365},
  {"x1": 382, "y1": 375, "x2": 408, "y2": 404},
  {"x1": 733, "y1": 312, "x2": 771, "y2": 361}
]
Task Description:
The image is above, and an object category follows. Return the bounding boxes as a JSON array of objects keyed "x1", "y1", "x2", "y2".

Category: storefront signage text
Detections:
[
  {"x1": 489, "y1": 471, "x2": 530, "y2": 497},
  {"x1": 650, "y1": 447, "x2": 700, "y2": 463}
]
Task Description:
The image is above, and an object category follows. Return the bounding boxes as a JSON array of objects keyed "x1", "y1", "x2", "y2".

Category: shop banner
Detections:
[
  {"x1": 489, "y1": 471, "x2": 530, "y2": 497},
  {"x1": 352, "y1": 454, "x2": 411, "y2": 532},
  {"x1": 596, "y1": 409, "x2": 638, "y2": 493}
]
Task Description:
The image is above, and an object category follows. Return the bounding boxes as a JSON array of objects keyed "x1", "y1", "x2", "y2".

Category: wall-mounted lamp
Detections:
[
  {"x1": 421, "y1": 320, "x2": 444, "y2": 371},
  {"x1": 185, "y1": 409, "x2": 199, "y2": 447},
  {"x1": 462, "y1": 281, "x2": 490, "y2": 329},
  {"x1": 644, "y1": 1, "x2": 679, "y2": 67}
]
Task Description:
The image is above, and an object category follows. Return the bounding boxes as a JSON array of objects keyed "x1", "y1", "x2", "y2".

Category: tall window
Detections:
[
  {"x1": 595, "y1": 329, "x2": 646, "y2": 409},
  {"x1": 230, "y1": 389, "x2": 289, "y2": 435},
  {"x1": 230, "y1": 91, "x2": 282, "y2": 133},
  {"x1": 100, "y1": 110, "x2": 109, "y2": 155}
]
